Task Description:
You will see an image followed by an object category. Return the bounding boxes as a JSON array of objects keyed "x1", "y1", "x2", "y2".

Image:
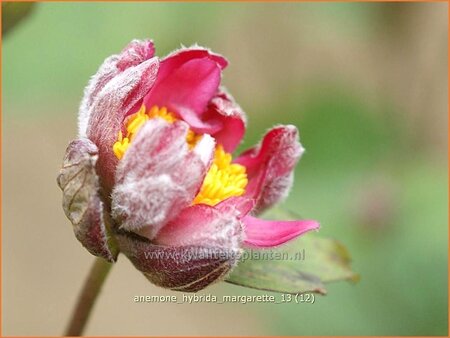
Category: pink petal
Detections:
[
  {"x1": 214, "y1": 196, "x2": 255, "y2": 217},
  {"x1": 111, "y1": 119, "x2": 215, "y2": 239},
  {"x1": 243, "y1": 216, "x2": 320, "y2": 248},
  {"x1": 144, "y1": 57, "x2": 221, "y2": 122},
  {"x1": 158, "y1": 46, "x2": 227, "y2": 81},
  {"x1": 201, "y1": 87, "x2": 247, "y2": 152},
  {"x1": 235, "y1": 125, "x2": 304, "y2": 214},
  {"x1": 153, "y1": 197, "x2": 252, "y2": 247},
  {"x1": 79, "y1": 39, "x2": 155, "y2": 137},
  {"x1": 153, "y1": 203, "x2": 243, "y2": 249},
  {"x1": 116, "y1": 39, "x2": 155, "y2": 71},
  {"x1": 86, "y1": 57, "x2": 159, "y2": 191},
  {"x1": 143, "y1": 47, "x2": 229, "y2": 136}
]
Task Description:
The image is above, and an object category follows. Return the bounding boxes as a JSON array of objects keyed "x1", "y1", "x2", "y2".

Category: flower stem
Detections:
[{"x1": 65, "y1": 257, "x2": 113, "y2": 336}]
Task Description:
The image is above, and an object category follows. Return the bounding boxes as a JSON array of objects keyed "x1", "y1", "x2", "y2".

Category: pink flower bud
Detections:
[{"x1": 58, "y1": 40, "x2": 319, "y2": 291}]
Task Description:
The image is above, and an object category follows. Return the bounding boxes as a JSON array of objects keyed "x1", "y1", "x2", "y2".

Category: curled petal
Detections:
[
  {"x1": 145, "y1": 58, "x2": 221, "y2": 125},
  {"x1": 235, "y1": 125, "x2": 304, "y2": 214},
  {"x1": 154, "y1": 203, "x2": 244, "y2": 248},
  {"x1": 144, "y1": 47, "x2": 228, "y2": 135},
  {"x1": 243, "y1": 216, "x2": 320, "y2": 248},
  {"x1": 86, "y1": 57, "x2": 160, "y2": 191},
  {"x1": 79, "y1": 39, "x2": 155, "y2": 137},
  {"x1": 111, "y1": 119, "x2": 215, "y2": 239},
  {"x1": 57, "y1": 139, "x2": 118, "y2": 262},
  {"x1": 116, "y1": 39, "x2": 155, "y2": 71},
  {"x1": 158, "y1": 45, "x2": 227, "y2": 80},
  {"x1": 116, "y1": 232, "x2": 240, "y2": 292},
  {"x1": 202, "y1": 87, "x2": 247, "y2": 153}
]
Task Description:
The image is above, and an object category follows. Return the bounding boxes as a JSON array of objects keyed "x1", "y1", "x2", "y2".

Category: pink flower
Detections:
[{"x1": 58, "y1": 40, "x2": 319, "y2": 292}]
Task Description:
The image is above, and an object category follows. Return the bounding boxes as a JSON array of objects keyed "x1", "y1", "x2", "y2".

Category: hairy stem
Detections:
[{"x1": 65, "y1": 257, "x2": 113, "y2": 336}]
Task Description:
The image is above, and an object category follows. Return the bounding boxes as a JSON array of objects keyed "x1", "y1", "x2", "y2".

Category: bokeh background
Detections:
[{"x1": 3, "y1": 2, "x2": 448, "y2": 336}]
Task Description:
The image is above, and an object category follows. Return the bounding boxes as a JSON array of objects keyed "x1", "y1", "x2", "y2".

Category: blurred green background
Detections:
[{"x1": 3, "y1": 2, "x2": 448, "y2": 336}]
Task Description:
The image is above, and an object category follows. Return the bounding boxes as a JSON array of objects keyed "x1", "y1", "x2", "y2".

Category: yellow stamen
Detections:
[
  {"x1": 112, "y1": 133, "x2": 129, "y2": 160},
  {"x1": 112, "y1": 105, "x2": 200, "y2": 159},
  {"x1": 193, "y1": 145, "x2": 248, "y2": 206}
]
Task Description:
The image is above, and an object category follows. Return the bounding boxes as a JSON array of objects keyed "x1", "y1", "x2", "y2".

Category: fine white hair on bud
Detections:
[{"x1": 193, "y1": 134, "x2": 216, "y2": 166}]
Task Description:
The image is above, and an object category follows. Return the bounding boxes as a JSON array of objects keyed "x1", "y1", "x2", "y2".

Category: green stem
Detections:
[{"x1": 65, "y1": 257, "x2": 113, "y2": 336}]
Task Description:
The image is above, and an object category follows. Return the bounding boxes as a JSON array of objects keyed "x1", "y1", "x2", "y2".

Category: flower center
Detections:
[
  {"x1": 193, "y1": 145, "x2": 248, "y2": 206},
  {"x1": 112, "y1": 105, "x2": 248, "y2": 206}
]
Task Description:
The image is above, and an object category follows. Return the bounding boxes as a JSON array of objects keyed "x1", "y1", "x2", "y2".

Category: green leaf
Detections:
[
  {"x1": 227, "y1": 234, "x2": 358, "y2": 295},
  {"x1": 226, "y1": 207, "x2": 358, "y2": 294}
]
